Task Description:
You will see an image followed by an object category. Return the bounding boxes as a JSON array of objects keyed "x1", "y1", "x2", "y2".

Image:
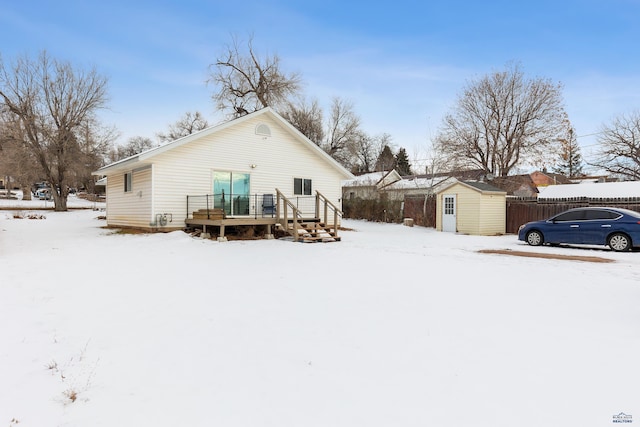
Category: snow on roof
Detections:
[
  {"x1": 342, "y1": 171, "x2": 388, "y2": 187},
  {"x1": 343, "y1": 170, "x2": 402, "y2": 188},
  {"x1": 386, "y1": 175, "x2": 450, "y2": 190},
  {"x1": 538, "y1": 181, "x2": 640, "y2": 199}
]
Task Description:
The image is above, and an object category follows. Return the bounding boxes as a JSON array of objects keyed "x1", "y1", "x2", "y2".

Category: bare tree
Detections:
[
  {"x1": 435, "y1": 63, "x2": 566, "y2": 176},
  {"x1": 208, "y1": 35, "x2": 301, "y2": 117},
  {"x1": 591, "y1": 111, "x2": 640, "y2": 180},
  {"x1": 279, "y1": 97, "x2": 324, "y2": 145},
  {"x1": 72, "y1": 117, "x2": 118, "y2": 192},
  {"x1": 349, "y1": 132, "x2": 390, "y2": 173},
  {"x1": 324, "y1": 97, "x2": 361, "y2": 168},
  {"x1": 156, "y1": 111, "x2": 209, "y2": 143},
  {"x1": 0, "y1": 51, "x2": 109, "y2": 211},
  {"x1": 107, "y1": 135, "x2": 154, "y2": 163},
  {"x1": 0, "y1": 114, "x2": 38, "y2": 199}
]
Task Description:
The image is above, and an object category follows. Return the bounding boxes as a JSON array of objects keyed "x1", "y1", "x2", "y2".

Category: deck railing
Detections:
[
  {"x1": 186, "y1": 193, "x2": 280, "y2": 219},
  {"x1": 187, "y1": 190, "x2": 343, "y2": 240}
]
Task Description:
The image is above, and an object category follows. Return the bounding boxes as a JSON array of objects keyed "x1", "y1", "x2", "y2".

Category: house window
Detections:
[
  {"x1": 213, "y1": 171, "x2": 251, "y2": 216},
  {"x1": 294, "y1": 178, "x2": 312, "y2": 195},
  {"x1": 124, "y1": 172, "x2": 132, "y2": 192}
]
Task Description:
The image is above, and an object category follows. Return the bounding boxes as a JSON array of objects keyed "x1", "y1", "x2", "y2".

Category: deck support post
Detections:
[
  {"x1": 201, "y1": 224, "x2": 211, "y2": 239},
  {"x1": 265, "y1": 223, "x2": 274, "y2": 239},
  {"x1": 217, "y1": 224, "x2": 228, "y2": 242}
]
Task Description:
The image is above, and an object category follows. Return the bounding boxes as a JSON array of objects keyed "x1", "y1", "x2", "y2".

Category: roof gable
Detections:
[
  {"x1": 94, "y1": 108, "x2": 353, "y2": 179},
  {"x1": 343, "y1": 169, "x2": 402, "y2": 189}
]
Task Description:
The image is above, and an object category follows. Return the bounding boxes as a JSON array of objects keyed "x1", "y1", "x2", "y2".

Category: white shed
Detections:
[{"x1": 436, "y1": 179, "x2": 507, "y2": 235}]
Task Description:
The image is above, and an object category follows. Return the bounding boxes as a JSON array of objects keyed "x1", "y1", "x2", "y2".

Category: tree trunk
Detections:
[
  {"x1": 52, "y1": 186, "x2": 69, "y2": 211},
  {"x1": 21, "y1": 186, "x2": 31, "y2": 200}
]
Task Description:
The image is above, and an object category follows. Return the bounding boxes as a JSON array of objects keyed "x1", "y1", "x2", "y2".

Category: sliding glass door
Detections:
[{"x1": 213, "y1": 171, "x2": 250, "y2": 216}]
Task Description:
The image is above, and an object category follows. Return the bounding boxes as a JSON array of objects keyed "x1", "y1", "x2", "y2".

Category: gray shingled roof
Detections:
[{"x1": 463, "y1": 181, "x2": 506, "y2": 193}]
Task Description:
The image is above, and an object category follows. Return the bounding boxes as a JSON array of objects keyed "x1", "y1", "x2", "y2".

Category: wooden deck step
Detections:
[{"x1": 192, "y1": 208, "x2": 225, "y2": 220}]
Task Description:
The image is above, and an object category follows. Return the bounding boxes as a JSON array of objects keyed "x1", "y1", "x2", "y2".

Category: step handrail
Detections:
[
  {"x1": 275, "y1": 189, "x2": 305, "y2": 241},
  {"x1": 315, "y1": 190, "x2": 343, "y2": 239}
]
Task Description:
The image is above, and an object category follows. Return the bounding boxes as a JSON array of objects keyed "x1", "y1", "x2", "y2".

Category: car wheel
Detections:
[
  {"x1": 526, "y1": 230, "x2": 543, "y2": 246},
  {"x1": 608, "y1": 233, "x2": 631, "y2": 252}
]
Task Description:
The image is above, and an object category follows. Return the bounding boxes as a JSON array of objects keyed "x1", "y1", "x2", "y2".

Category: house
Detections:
[
  {"x1": 490, "y1": 174, "x2": 538, "y2": 197},
  {"x1": 385, "y1": 174, "x2": 457, "y2": 198},
  {"x1": 436, "y1": 179, "x2": 507, "y2": 235},
  {"x1": 343, "y1": 170, "x2": 471, "y2": 202},
  {"x1": 530, "y1": 170, "x2": 573, "y2": 188},
  {"x1": 342, "y1": 170, "x2": 402, "y2": 201},
  {"x1": 93, "y1": 108, "x2": 354, "y2": 240}
]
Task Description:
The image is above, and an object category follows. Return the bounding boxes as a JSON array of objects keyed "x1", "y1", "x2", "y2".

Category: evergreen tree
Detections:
[
  {"x1": 553, "y1": 128, "x2": 584, "y2": 178},
  {"x1": 395, "y1": 147, "x2": 412, "y2": 176},
  {"x1": 375, "y1": 145, "x2": 396, "y2": 172}
]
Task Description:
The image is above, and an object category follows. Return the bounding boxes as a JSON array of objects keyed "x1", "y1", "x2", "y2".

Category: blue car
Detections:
[{"x1": 518, "y1": 207, "x2": 640, "y2": 252}]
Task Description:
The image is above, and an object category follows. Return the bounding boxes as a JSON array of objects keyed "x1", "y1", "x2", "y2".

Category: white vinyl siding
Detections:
[
  {"x1": 105, "y1": 167, "x2": 152, "y2": 228},
  {"x1": 149, "y1": 115, "x2": 345, "y2": 226}
]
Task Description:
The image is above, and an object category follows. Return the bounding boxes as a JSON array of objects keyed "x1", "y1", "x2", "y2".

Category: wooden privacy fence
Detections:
[
  {"x1": 351, "y1": 194, "x2": 640, "y2": 234},
  {"x1": 505, "y1": 197, "x2": 640, "y2": 234},
  {"x1": 403, "y1": 194, "x2": 437, "y2": 228}
]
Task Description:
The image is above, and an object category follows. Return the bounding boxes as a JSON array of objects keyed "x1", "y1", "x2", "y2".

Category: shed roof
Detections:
[{"x1": 437, "y1": 178, "x2": 507, "y2": 195}]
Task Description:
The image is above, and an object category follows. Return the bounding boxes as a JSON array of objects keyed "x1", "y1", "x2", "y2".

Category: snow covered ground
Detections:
[{"x1": 1, "y1": 200, "x2": 639, "y2": 427}]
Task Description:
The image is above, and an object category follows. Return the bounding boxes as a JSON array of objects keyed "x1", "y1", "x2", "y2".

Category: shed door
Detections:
[{"x1": 442, "y1": 194, "x2": 456, "y2": 232}]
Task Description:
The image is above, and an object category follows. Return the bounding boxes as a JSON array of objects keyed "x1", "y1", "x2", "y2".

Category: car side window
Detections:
[
  {"x1": 553, "y1": 210, "x2": 585, "y2": 222},
  {"x1": 584, "y1": 210, "x2": 621, "y2": 220}
]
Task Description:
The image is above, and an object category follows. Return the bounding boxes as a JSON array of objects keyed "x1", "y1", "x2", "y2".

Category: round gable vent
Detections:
[{"x1": 255, "y1": 123, "x2": 271, "y2": 137}]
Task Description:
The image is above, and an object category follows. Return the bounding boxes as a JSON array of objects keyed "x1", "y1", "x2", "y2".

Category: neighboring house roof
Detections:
[
  {"x1": 489, "y1": 174, "x2": 539, "y2": 197},
  {"x1": 530, "y1": 171, "x2": 573, "y2": 186},
  {"x1": 342, "y1": 170, "x2": 402, "y2": 189},
  {"x1": 385, "y1": 175, "x2": 454, "y2": 192},
  {"x1": 538, "y1": 181, "x2": 640, "y2": 199},
  {"x1": 571, "y1": 175, "x2": 614, "y2": 184},
  {"x1": 94, "y1": 107, "x2": 353, "y2": 180},
  {"x1": 405, "y1": 169, "x2": 488, "y2": 182}
]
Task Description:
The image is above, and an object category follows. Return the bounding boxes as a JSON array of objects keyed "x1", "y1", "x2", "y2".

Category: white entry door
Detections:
[{"x1": 442, "y1": 194, "x2": 456, "y2": 232}]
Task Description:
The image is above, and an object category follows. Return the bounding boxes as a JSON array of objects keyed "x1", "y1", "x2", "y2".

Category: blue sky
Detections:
[{"x1": 2, "y1": 0, "x2": 639, "y2": 170}]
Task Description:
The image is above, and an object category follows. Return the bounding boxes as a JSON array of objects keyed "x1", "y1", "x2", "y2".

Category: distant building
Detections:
[{"x1": 530, "y1": 171, "x2": 573, "y2": 188}]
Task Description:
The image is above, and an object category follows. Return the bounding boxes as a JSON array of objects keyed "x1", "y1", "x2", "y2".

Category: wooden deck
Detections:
[
  {"x1": 185, "y1": 190, "x2": 343, "y2": 243},
  {"x1": 185, "y1": 217, "x2": 278, "y2": 241}
]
